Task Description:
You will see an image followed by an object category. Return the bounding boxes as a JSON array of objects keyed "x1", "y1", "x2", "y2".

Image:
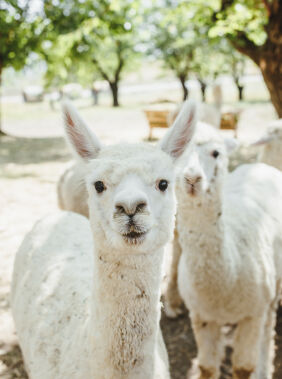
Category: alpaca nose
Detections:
[
  {"x1": 115, "y1": 200, "x2": 147, "y2": 217},
  {"x1": 185, "y1": 175, "x2": 202, "y2": 185}
]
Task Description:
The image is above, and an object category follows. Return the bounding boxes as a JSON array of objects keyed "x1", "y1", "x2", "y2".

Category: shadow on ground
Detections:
[{"x1": 0, "y1": 135, "x2": 70, "y2": 166}]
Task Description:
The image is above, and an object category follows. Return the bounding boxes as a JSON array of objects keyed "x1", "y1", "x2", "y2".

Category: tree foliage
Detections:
[
  {"x1": 0, "y1": 1, "x2": 41, "y2": 72},
  {"x1": 41, "y1": 0, "x2": 142, "y2": 106},
  {"x1": 0, "y1": 0, "x2": 41, "y2": 132},
  {"x1": 207, "y1": 0, "x2": 282, "y2": 115}
]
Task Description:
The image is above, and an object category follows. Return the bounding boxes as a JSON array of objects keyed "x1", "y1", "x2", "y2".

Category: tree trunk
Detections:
[
  {"x1": 234, "y1": 77, "x2": 244, "y2": 101},
  {"x1": 238, "y1": 85, "x2": 244, "y2": 101},
  {"x1": 109, "y1": 81, "x2": 119, "y2": 107},
  {"x1": 229, "y1": 1, "x2": 282, "y2": 117},
  {"x1": 259, "y1": 44, "x2": 282, "y2": 117},
  {"x1": 198, "y1": 79, "x2": 207, "y2": 102},
  {"x1": 179, "y1": 75, "x2": 188, "y2": 100}
]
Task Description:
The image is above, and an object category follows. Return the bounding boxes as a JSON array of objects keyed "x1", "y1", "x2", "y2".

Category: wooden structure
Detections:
[
  {"x1": 220, "y1": 112, "x2": 239, "y2": 137},
  {"x1": 144, "y1": 109, "x2": 171, "y2": 139},
  {"x1": 144, "y1": 107, "x2": 239, "y2": 140}
]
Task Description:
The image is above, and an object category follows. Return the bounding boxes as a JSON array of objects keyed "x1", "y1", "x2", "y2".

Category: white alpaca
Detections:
[
  {"x1": 167, "y1": 120, "x2": 282, "y2": 379},
  {"x1": 11, "y1": 100, "x2": 197, "y2": 379},
  {"x1": 164, "y1": 123, "x2": 238, "y2": 318},
  {"x1": 253, "y1": 119, "x2": 282, "y2": 171}
]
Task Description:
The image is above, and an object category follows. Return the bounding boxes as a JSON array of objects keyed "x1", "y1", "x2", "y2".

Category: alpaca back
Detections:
[
  {"x1": 224, "y1": 163, "x2": 282, "y2": 275},
  {"x1": 57, "y1": 164, "x2": 89, "y2": 217},
  {"x1": 11, "y1": 211, "x2": 93, "y2": 379}
]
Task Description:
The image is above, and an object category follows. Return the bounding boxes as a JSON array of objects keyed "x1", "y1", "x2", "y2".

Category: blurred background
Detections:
[{"x1": 0, "y1": 0, "x2": 282, "y2": 378}]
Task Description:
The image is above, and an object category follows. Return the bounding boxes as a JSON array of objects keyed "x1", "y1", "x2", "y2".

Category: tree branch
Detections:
[
  {"x1": 114, "y1": 43, "x2": 125, "y2": 83},
  {"x1": 229, "y1": 32, "x2": 261, "y2": 65},
  {"x1": 92, "y1": 57, "x2": 110, "y2": 82}
]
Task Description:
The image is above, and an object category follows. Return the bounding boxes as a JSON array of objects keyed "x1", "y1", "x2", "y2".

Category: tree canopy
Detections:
[{"x1": 40, "y1": 0, "x2": 143, "y2": 106}]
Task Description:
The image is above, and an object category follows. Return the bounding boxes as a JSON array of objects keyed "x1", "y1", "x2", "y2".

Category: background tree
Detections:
[
  {"x1": 147, "y1": 1, "x2": 199, "y2": 100},
  {"x1": 224, "y1": 47, "x2": 247, "y2": 101},
  {"x1": 192, "y1": 40, "x2": 228, "y2": 102},
  {"x1": 148, "y1": 0, "x2": 218, "y2": 101},
  {"x1": 208, "y1": 0, "x2": 282, "y2": 116},
  {"x1": 41, "y1": 0, "x2": 142, "y2": 107},
  {"x1": 0, "y1": 0, "x2": 40, "y2": 133}
]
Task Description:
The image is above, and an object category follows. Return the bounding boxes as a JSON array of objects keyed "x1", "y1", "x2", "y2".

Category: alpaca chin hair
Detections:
[{"x1": 122, "y1": 230, "x2": 147, "y2": 245}]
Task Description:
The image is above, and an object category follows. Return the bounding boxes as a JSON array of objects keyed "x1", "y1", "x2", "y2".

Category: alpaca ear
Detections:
[
  {"x1": 159, "y1": 100, "x2": 197, "y2": 159},
  {"x1": 62, "y1": 100, "x2": 101, "y2": 161},
  {"x1": 251, "y1": 135, "x2": 275, "y2": 146}
]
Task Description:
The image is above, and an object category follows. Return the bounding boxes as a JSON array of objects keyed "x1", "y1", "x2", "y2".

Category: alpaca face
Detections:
[
  {"x1": 177, "y1": 123, "x2": 237, "y2": 199},
  {"x1": 62, "y1": 99, "x2": 198, "y2": 253},
  {"x1": 86, "y1": 145, "x2": 176, "y2": 252},
  {"x1": 179, "y1": 140, "x2": 228, "y2": 198}
]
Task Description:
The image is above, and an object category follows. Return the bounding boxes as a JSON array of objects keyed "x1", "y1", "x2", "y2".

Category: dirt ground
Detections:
[{"x1": 0, "y1": 102, "x2": 281, "y2": 378}]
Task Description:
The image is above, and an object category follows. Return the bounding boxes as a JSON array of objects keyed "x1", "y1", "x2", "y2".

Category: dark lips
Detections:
[{"x1": 122, "y1": 231, "x2": 147, "y2": 244}]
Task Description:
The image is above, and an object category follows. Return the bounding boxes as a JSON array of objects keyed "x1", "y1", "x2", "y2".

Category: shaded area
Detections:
[
  {"x1": 0, "y1": 135, "x2": 70, "y2": 166},
  {"x1": 0, "y1": 345, "x2": 28, "y2": 379}
]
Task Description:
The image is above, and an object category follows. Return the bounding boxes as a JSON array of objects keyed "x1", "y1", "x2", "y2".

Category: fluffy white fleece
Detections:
[
  {"x1": 174, "y1": 122, "x2": 282, "y2": 379},
  {"x1": 11, "y1": 100, "x2": 197, "y2": 379}
]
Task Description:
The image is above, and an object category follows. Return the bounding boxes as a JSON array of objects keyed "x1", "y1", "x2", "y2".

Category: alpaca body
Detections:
[
  {"x1": 178, "y1": 163, "x2": 282, "y2": 325},
  {"x1": 176, "y1": 161, "x2": 282, "y2": 378},
  {"x1": 12, "y1": 100, "x2": 197, "y2": 379},
  {"x1": 169, "y1": 118, "x2": 282, "y2": 378},
  {"x1": 12, "y1": 212, "x2": 168, "y2": 379}
]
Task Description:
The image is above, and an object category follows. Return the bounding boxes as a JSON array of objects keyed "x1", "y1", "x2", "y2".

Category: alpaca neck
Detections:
[
  {"x1": 89, "y1": 242, "x2": 164, "y2": 379},
  {"x1": 179, "y1": 184, "x2": 224, "y2": 241}
]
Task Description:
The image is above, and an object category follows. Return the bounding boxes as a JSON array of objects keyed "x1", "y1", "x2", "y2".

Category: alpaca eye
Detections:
[
  {"x1": 212, "y1": 150, "x2": 220, "y2": 159},
  {"x1": 94, "y1": 181, "x2": 106, "y2": 193},
  {"x1": 157, "y1": 179, "x2": 168, "y2": 192}
]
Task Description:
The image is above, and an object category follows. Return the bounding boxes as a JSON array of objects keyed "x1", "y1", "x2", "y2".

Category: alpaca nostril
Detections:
[
  {"x1": 136, "y1": 202, "x2": 147, "y2": 213},
  {"x1": 185, "y1": 176, "x2": 202, "y2": 185},
  {"x1": 115, "y1": 205, "x2": 126, "y2": 214}
]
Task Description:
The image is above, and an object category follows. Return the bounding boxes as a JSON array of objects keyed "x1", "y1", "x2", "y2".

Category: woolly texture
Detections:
[
  {"x1": 12, "y1": 100, "x2": 197, "y2": 379},
  {"x1": 174, "y1": 122, "x2": 282, "y2": 378}
]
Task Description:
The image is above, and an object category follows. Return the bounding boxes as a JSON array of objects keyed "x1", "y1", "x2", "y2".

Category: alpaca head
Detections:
[
  {"x1": 253, "y1": 125, "x2": 282, "y2": 149},
  {"x1": 62, "y1": 100, "x2": 196, "y2": 253},
  {"x1": 177, "y1": 122, "x2": 237, "y2": 199}
]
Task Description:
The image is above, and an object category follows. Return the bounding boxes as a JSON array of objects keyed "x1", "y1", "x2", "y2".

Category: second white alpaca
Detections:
[
  {"x1": 11, "y1": 100, "x2": 196, "y2": 379},
  {"x1": 170, "y1": 122, "x2": 282, "y2": 379}
]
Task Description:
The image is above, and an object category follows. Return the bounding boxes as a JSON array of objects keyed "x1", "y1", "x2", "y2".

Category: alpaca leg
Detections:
[
  {"x1": 257, "y1": 282, "x2": 281, "y2": 379},
  {"x1": 232, "y1": 316, "x2": 265, "y2": 379},
  {"x1": 256, "y1": 308, "x2": 276, "y2": 379},
  {"x1": 163, "y1": 229, "x2": 184, "y2": 318},
  {"x1": 189, "y1": 316, "x2": 222, "y2": 379}
]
